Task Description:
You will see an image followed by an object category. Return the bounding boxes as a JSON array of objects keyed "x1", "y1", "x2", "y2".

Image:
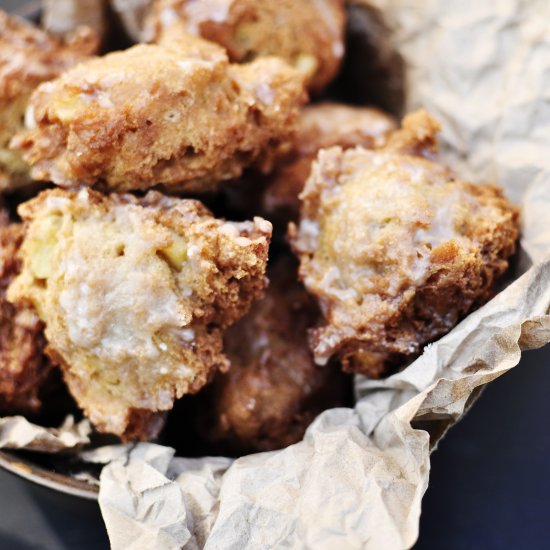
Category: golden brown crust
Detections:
[
  {"x1": 288, "y1": 110, "x2": 520, "y2": 374},
  {"x1": 146, "y1": 0, "x2": 346, "y2": 93},
  {"x1": 344, "y1": 349, "x2": 405, "y2": 379},
  {"x1": 0, "y1": 211, "x2": 51, "y2": 414},
  {"x1": 8, "y1": 188, "x2": 272, "y2": 439},
  {"x1": 381, "y1": 109, "x2": 441, "y2": 158},
  {"x1": 123, "y1": 409, "x2": 167, "y2": 442},
  {"x1": 11, "y1": 31, "x2": 306, "y2": 193},
  {"x1": 0, "y1": 10, "x2": 97, "y2": 193},
  {"x1": 200, "y1": 257, "x2": 349, "y2": 453},
  {"x1": 261, "y1": 102, "x2": 397, "y2": 226}
]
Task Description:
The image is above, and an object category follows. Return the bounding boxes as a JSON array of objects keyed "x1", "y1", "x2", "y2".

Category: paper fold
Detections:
[{"x1": 0, "y1": 415, "x2": 91, "y2": 452}]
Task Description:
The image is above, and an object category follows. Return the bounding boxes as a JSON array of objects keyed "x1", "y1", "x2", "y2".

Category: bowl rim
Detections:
[{"x1": 0, "y1": 449, "x2": 99, "y2": 500}]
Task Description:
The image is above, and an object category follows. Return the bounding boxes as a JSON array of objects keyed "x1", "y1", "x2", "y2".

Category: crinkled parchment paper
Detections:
[
  {"x1": 111, "y1": 0, "x2": 151, "y2": 42},
  {"x1": 0, "y1": 416, "x2": 90, "y2": 452},
  {"x1": 3, "y1": 1, "x2": 550, "y2": 548},
  {"x1": 42, "y1": 0, "x2": 108, "y2": 39}
]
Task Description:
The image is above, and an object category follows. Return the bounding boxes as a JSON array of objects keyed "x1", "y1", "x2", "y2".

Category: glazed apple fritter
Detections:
[
  {"x1": 201, "y1": 257, "x2": 349, "y2": 453},
  {"x1": 0, "y1": 10, "x2": 97, "y2": 193},
  {"x1": 289, "y1": 110, "x2": 520, "y2": 374},
  {"x1": 261, "y1": 102, "x2": 397, "y2": 226},
  {"x1": 8, "y1": 188, "x2": 272, "y2": 439},
  {"x1": 145, "y1": 0, "x2": 346, "y2": 93},
  {"x1": 0, "y1": 211, "x2": 51, "y2": 414},
  {"x1": 11, "y1": 31, "x2": 306, "y2": 194}
]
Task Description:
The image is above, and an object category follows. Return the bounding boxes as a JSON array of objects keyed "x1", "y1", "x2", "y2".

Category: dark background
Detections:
[
  {"x1": 1, "y1": 345, "x2": 549, "y2": 549},
  {"x1": 1, "y1": 1, "x2": 549, "y2": 548}
]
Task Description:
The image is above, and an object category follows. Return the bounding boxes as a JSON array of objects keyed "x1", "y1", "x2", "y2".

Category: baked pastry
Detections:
[
  {"x1": 0, "y1": 10, "x2": 97, "y2": 193},
  {"x1": 201, "y1": 257, "x2": 348, "y2": 453},
  {"x1": 12, "y1": 31, "x2": 306, "y2": 193},
  {"x1": 145, "y1": 0, "x2": 346, "y2": 93},
  {"x1": 0, "y1": 210, "x2": 50, "y2": 414},
  {"x1": 289, "y1": 110, "x2": 520, "y2": 374},
  {"x1": 8, "y1": 188, "x2": 272, "y2": 439}
]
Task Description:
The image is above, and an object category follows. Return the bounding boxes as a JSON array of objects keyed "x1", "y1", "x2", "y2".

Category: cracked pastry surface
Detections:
[
  {"x1": 8, "y1": 188, "x2": 272, "y2": 439},
  {"x1": 11, "y1": 31, "x2": 306, "y2": 193},
  {"x1": 289, "y1": 110, "x2": 520, "y2": 373},
  {"x1": 201, "y1": 257, "x2": 348, "y2": 453},
  {"x1": 0, "y1": 211, "x2": 51, "y2": 414},
  {"x1": 262, "y1": 102, "x2": 397, "y2": 226},
  {"x1": 0, "y1": 10, "x2": 96, "y2": 193},
  {"x1": 146, "y1": 0, "x2": 346, "y2": 93}
]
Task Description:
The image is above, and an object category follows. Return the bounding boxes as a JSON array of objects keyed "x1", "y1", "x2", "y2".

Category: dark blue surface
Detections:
[
  {"x1": 1, "y1": 346, "x2": 549, "y2": 549},
  {"x1": 417, "y1": 345, "x2": 550, "y2": 550},
  {"x1": 0, "y1": 469, "x2": 107, "y2": 549}
]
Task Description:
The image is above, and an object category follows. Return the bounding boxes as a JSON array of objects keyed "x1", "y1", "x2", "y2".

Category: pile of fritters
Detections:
[{"x1": 0, "y1": 4, "x2": 519, "y2": 453}]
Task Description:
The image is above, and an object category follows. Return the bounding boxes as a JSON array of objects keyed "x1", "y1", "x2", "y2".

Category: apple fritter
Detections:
[
  {"x1": 0, "y1": 211, "x2": 51, "y2": 414},
  {"x1": 8, "y1": 188, "x2": 272, "y2": 439},
  {"x1": 0, "y1": 10, "x2": 96, "y2": 192},
  {"x1": 11, "y1": 32, "x2": 306, "y2": 193},
  {"x1": 289, "y1": 110, "x2": 520, "y2": 374},
  {"x1": 145, "y1": 0, "x2": 346, "y2": 93},
  {"x1": 201, "y1": 257, "x2": 349, "y2": 453}
]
